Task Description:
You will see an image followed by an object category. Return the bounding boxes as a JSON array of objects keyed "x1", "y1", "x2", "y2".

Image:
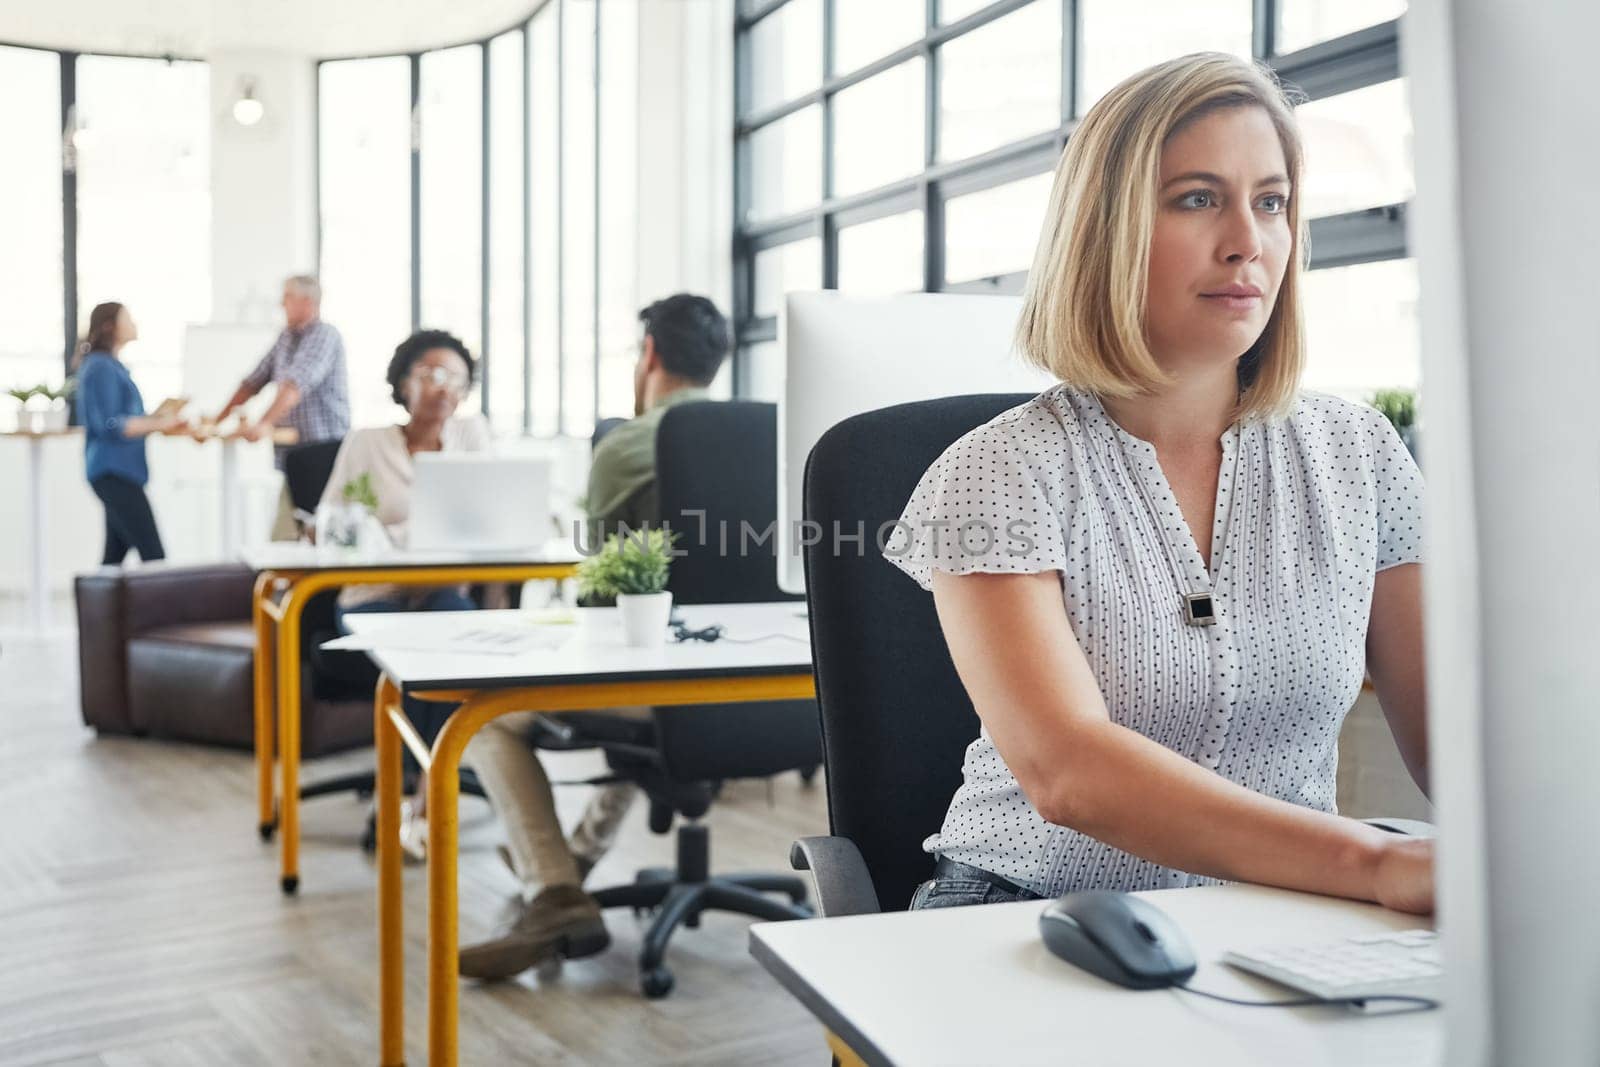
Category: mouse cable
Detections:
[{"x1": 1175, "y1": 982, "x2": 1439, "y2": 1013}]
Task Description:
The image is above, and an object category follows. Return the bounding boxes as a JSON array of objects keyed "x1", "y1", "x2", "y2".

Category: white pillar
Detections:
[{"x1": 1404, "y1": 3, "x2": 1600, "y2": 1064}]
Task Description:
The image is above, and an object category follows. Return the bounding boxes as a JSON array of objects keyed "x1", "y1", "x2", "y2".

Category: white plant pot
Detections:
[{"x1": 616, "y1": 591, "x2": 673, "y2": 648}]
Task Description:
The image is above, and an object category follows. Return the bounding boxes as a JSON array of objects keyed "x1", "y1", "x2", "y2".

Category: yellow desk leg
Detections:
[
  {"x1": 826, "y1": 1031, "x2": 869, "y2": 1067},
  {"x1": 252, "y1": 571, "x2": 278, "y2": 841},
  {"x1": 276, "y1": 581, "x2": 307, "y2": 895},
  {"x1": 426, "y1": 705, "x2": 472, "y2": 1067},
  {"x1": 375, "y1": 674, "x2": 406, "y2": 1067}
]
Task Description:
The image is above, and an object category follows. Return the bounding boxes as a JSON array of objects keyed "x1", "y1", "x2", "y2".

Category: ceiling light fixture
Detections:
[{"x1": 232, "y1": 79, "x2": 264, "y2": 127}]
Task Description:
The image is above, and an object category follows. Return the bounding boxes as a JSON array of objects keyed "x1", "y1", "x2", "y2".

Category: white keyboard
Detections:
[{"x1": 1222, "y1": 929, "x2": 1442, "y2": 1004}]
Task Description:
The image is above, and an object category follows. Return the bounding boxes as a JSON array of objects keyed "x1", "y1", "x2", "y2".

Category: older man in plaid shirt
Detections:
[{"x1": 211, "y1": 274, "x2": 350, "y2": 468}]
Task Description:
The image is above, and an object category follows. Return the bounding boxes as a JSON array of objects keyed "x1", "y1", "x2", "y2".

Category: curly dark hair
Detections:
[{"x1": 386, "y1": 329, "x2": 477, "y2": 408}]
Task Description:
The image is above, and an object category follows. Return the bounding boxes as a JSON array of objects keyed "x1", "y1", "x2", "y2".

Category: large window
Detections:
[
  {"x1": 734, "y1": 0, "x2": 1417, "y2": 402},
  {"x1": 76, "y1": 55, "x2": 211, "y2": 404},
  {"x1": 0, "y1": 46, "x2": 64, "y2": 393},
  {"x1": 315, "y1": 0, "x2": 643, "y2": 438},
  {"x1": 319, "y1": 56, "x2": 412, "y2": 426}
]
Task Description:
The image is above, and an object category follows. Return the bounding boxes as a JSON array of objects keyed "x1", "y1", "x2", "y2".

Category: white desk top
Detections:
[
  {"x1": 340, "y1": 602, "x2": 812, "y2": 691},
  {"x1": 751, "y1": 883, "x2": 1442, "y2": 1067},
  {"x1": 242, "y1": 540, "x2": 580, "y2": 573}
]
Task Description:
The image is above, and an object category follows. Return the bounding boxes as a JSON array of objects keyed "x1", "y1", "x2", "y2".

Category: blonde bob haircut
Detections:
[{"x1": 1016, "y1": 52, "x2": 1308, "y2": 421}]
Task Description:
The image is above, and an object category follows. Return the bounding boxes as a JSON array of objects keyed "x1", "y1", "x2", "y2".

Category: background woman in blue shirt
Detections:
[{"x1": 74, "y1": 302, "x2": 185, "y2": 564}]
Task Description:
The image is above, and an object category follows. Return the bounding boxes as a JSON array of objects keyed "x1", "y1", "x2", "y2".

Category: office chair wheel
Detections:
[
  {"x1": 281, "y1": 875, "x2": 299, "y2": 895},
  {"x1": 640, "y1": 967, "x2": 675, "y2": 999},
  {"x1": 799, "y1": 764, "x2": 820, "y2": 786}
]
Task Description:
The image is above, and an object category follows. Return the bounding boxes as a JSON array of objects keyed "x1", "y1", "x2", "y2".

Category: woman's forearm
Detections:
[{"x1": 1031, "y1": 716, "x2": 1390, "y2": 902}]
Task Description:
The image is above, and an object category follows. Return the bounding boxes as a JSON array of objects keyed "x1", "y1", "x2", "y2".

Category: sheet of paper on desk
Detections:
[{"x1": 322, "y1": 623, "x2": 570, "y2": 657}]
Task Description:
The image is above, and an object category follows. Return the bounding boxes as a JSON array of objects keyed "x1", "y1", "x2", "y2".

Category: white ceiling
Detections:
[{"x1": 0, "y1": 0, "x2": 545, "y2": 59}]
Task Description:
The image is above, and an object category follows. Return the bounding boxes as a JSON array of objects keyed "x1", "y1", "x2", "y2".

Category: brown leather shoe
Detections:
[{"x1": 458, "y1": 885, "x2": 609, "y2": 981}]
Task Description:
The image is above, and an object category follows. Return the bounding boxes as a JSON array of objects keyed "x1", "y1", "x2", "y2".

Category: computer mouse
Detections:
[{"x1": 1038, "y1": 890, "x2": 1197, "y2": 990}]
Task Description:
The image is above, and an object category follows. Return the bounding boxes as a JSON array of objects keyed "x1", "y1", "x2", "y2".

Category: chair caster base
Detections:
[{"x1": 641, "y1": 967, "x2": 675, "y2": 999}]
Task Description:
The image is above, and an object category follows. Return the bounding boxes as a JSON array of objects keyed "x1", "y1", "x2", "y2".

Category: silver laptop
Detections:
[{"x1": 408, "y1": 454, "x2": 553, "y2": 552}]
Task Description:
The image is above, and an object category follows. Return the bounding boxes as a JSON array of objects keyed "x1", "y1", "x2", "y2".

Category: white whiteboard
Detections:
[{"x1": 777, "y1": 291, "x2": 1056, "y2": 594}]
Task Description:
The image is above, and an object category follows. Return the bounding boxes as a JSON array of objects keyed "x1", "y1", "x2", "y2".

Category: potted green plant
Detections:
[
  {"x1": 577, "y1": 528, "x2": 677, "y2": 647},
  {"x1": 1369, "y1": 388, "x2": 1418, "y2": 459},
  {"x1": 8, "y1": 383, "x2": 71, "y2": 432},
  {"x1": 316, "y1": 472, "x2": 383, "y2": 552}
]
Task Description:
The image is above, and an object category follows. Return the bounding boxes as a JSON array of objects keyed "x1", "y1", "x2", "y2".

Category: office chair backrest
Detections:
[
  {"x1": 282, "y1": 438, "x2": 345, "y2": 515},
  {"x1": 803, "y1": 393, "x2": 1035, "y2": 911},
  {"x1": 652, "y1": 400, "x2": 818, "y2": 782},
  {"x1": 656, "y1": 401, "x2": 802, "y2": 607}
]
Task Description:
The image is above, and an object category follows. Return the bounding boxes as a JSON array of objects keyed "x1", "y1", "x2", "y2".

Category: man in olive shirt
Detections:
[{"x1": 459, "y1": 294, "x2": 731, "y2": 980}]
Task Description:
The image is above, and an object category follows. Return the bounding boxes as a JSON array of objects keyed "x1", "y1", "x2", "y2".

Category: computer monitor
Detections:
[
  {"x1": 776, "y1": 291, "x2": 1056, "y2": 594},
  {"x1": 409, "y1": 454, "x2": 553, "y2": 552},
  {"x1": 1405, "y1": 4, "x2": 1600, "y2": 1064}
]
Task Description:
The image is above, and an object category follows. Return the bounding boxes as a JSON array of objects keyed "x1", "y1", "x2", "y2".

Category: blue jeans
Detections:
[
  {"x1": 337, "y1": 590, "x2": 477, "y2": 756},
  {"x1": 908, "y1": 858, "x2": 1045, "y2": 910}
]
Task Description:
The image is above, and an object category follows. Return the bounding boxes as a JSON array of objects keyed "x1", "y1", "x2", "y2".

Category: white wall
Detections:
[{"x1": 207, "y1": 50, "x2": 317, "y2": 325}]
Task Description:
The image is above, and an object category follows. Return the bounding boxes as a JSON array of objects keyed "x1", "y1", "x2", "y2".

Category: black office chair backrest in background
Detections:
[
  {"x1": 651, "y1": 400, "x2": 818, "y2": 782},
  {"x1": 657, "y1": 401, "x2": 803, "y2": 607},
  {"x1": 803, "y1": 394, "x2": 1034, "y2": 911},
  {"x1": 283, "y1": 438, "x2": 345, "y2": 515}
]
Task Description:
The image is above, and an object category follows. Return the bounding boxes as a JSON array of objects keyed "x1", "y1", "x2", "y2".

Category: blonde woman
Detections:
[{"x1": 888, "y1": 54, "x2": 1432, "y2": 914}]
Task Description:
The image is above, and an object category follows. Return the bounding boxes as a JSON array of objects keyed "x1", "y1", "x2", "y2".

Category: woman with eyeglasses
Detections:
[{"x1": 318, "y1": 329, "x2": 489, "y2": 856}]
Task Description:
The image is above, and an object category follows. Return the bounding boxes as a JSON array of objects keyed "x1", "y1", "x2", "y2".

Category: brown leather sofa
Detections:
[{"x1": 75, "y1": 562, "x2": 371, "y2": 756}]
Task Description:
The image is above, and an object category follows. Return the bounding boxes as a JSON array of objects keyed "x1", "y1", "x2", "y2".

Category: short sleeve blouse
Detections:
[{"x1": 884, "y1": 385, "x2": 1423, "y2": 895}]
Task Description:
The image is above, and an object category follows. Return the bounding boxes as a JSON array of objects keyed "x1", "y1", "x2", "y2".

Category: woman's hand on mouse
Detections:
[{"x1": 1371, "y1": 836, "x2": 1434, "y2": 915}]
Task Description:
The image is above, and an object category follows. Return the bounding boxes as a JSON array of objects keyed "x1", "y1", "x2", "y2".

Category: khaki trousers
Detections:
[{"x1": 464, "y1": 707, "x2": 649, "y2": 893}]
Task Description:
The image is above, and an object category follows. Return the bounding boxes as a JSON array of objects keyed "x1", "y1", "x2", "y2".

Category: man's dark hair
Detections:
[
  {"x1": 386, "y1": 329, "x2": 477, "y2": 407},
  {"x1": 639, "y1": 294, "x2": 730, "y2": 385}
]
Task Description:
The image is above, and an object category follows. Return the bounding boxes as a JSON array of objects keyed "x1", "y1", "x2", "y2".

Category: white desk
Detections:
[
  {"x1": 751, "y1": 883, "x2": 1442, "y2": 1067},
  {"x1": 344, "y1": 602, "x2": 815, "y2": 1067},
  {"x1": 241, "y1": 541, "x2": 582, "y2": 894}
]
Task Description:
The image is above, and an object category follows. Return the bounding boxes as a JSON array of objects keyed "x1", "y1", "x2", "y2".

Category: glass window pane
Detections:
[
  {"x1": 753, "y1": 237, "x2": 822, "y2": 318},
  {"x1": 1277, "y1": 0, "x2": 1406, "y2": 55},
  {"x1": 1300, "y1": 258, "x2": 1418, "y2": 400},
  {"x1": 747, "y1": 0, "x2": 822, "y2": 114},
  {"x1": 944, "y1": 172, "x2": 1053, "y2": 285},
  {"x1": 837, "y1": 211, "x2": 924, "y2": 295},
  {"x1": 940, "y1": 0, "x2": 997, "y2": 23},
  {"x1": 0, "y1": 46, "x2": 64, "y2": 394},
  {"x1": 743, "y1": 340, "x2": 782, "y2": 402},
  {"x1": 832, "y1": 59, "x2": 925, "y2": 199},
  {"x1": 746, "y1": 106, "x2": 822, "y2": 221},
  {"x1": 563, "y1": 0, "x2": 597, "y2": 437},
  {"x1": 489, "y1": 31, "x2": 525, "y2": 434},
  {"x1": 1078, "y1": 1, "x2": 1252, "y2": 115},
  {"x1": 319, "y1": 56, "x2": 412, "y2": 426},
  {"x1": 1297, "y1": 79, "x2": 1413, "y2": 218},
  {"x1": 938, "y1": 1, "x2": 1060, "y2": 163},
  {"x1": 76, "y1": 56, "x2": 211, "y2": 406},
  {"x1": 530, "y1": 7, "x2": 560, "y2": 436},
  {"x1": 420, "y1": 45, "x2": 483, "y2": 366},
  {"x1": 836, "y1": 0, "x2": 924, "y2": 77},
  {"x1": 598, "y1": 0, "x2": 639, "y2": 422}
]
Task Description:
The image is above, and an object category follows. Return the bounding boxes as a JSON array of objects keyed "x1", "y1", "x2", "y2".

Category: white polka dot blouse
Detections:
[{"x1": 884, "y1": 385, "x2": 1424, "y2": 895}]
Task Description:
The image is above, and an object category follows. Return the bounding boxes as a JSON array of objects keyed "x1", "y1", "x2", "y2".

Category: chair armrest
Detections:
[
  {"x1": 1363, "y1": 816, "x2": 1436, "y2": 838},
  {"x1": 789, "y1": 835, "x2": 881, "y2": 917}
]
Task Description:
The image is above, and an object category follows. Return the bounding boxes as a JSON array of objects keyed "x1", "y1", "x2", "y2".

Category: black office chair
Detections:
[
  {"x1": 552, "y1": 400, "x2": 820, "y2": 998},
  {"x1": 792, "y1": 395, "x2": 1436, "y2": 917},
  {"x1": 279, "y1": 439, "x2": 488, "y2": 846}
]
